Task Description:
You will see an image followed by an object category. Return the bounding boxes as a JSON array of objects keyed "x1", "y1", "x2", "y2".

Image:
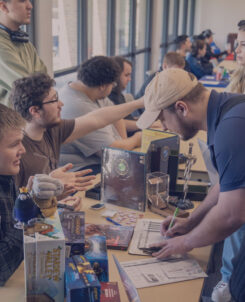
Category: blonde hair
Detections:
[
  {"x1": 0, "y1": 104, "x2": 25, "y2": 141},
  {"x1": 227, "y1": 23, "x2": 245, "y2": 93},
  {"x1": 227, "y1": 66, "x2": 245, "y2": 93}
]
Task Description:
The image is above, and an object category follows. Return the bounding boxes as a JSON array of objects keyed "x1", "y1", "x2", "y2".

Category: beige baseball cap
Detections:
[{"x1": 136, "y1": 68, "x2": 198, "y2": 129}]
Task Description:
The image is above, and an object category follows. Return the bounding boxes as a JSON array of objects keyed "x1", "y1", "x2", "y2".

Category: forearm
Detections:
[
  {"x1": 185, "y1": 188, "x2": 245, "y2": 249},
  {"x1": 188, "y1": 183, "x2": 220, "y2": 228},
  {"x1": 110, "y1": 136, "x2": 141, "y2": 150},
  {"x1": 113, "y1": 119, "x2": 127, "y2": 139},
  {"x1": 124, "y1": 119, "x2": 139, "y2": 131},
  {"x1": 67, "y1": 99, "x2": 144, "y2": 143}
]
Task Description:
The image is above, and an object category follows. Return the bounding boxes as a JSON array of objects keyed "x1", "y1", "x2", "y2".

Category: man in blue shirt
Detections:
[{"x1": 136, "y1": 68, "x2": 245, "y2": 302}]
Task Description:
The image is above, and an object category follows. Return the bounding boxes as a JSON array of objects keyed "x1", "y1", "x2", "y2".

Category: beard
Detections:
[
  {"x1": 39, "y1": 111, "x2": 61, "y2": 129},
  {"x1": 176, "y1": 116, "x2": 199, "y2": 141}
]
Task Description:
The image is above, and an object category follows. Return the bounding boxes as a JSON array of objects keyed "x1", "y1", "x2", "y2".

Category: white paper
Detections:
[
  {"x1": 129, "y1": 218, "x2": 164, "y2": 255},
  {"x1": 120, "y1": 257, "x2": 207, "y2": 289}
]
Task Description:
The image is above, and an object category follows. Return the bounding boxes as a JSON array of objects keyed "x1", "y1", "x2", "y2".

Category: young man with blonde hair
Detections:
[{"x1": 0, "y1": 103, "x2": 25, "y2": 285}]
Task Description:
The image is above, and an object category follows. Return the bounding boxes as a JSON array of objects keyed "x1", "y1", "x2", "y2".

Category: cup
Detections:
[{"x1": 146, "y1": 172, "x2": 169, "y2": 209}]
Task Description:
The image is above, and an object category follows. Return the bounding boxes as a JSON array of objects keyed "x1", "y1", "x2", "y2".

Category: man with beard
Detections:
[
  {"x1": 10, "y1": 72, "x2": 144, "y2": 192},
  {"x1": 136, "y1": 69, "x2": 245, "y2": 291}
]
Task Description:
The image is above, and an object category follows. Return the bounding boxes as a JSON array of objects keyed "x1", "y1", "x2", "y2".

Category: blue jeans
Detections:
[{"x1": 221, "y1": 224, "x2": 245, "y2": 282}]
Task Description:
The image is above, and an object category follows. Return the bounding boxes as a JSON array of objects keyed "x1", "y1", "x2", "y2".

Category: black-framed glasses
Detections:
[{"x1": 42, "y1": 93, "x2": 59, "y2": 106}]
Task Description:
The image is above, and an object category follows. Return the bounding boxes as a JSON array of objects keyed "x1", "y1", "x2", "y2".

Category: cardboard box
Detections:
[
  {"x1": 66, "y1": 256, "x2": 100, "y2": 302},
  {"x1": 100, "y1": 282, "x2": 121, "y2": 302},
  {"x1": 84, "y1": 235, "x2": 109, "y2": 282},
  {"x1": 24, "y1": 211, "x2": 65, "y2": 302},
  {"x1": 59, "y1": 211, "x2": 85, "y2": 257}
]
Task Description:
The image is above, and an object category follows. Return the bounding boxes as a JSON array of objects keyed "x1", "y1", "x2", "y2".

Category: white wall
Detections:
[{"x1": 195, "y1": 0, "x2": 245, "y2": 50}]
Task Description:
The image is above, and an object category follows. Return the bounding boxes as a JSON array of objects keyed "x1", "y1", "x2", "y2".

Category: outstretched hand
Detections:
[{"x1": 50, "y1": 163, "x2": 96, "y2": 195}]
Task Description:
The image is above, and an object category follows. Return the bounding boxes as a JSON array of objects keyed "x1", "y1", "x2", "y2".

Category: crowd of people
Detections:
[{"x1": 0, "y1": 1, "x2": 245, "y2": 302}]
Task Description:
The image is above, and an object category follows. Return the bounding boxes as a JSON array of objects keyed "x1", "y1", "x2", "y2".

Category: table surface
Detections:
[{"x1": 0, "y1": 195, "x2": 211, "y2": 302}]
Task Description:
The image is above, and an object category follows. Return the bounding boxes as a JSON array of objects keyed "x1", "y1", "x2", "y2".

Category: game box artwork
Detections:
[
  {"x1": 84, "y1": 235, "x2": 109, "y2": 282},
  {"x1": 66, "y1": 255, "x2": 101, "y2": 302},
  {"x1": 101, "y1": 147, "x2": 147, "y2": 211},
  {"x1": 59, "y1": 211, "x2": 85, "y2": 257},
  {"x1": 85, "y1": 223, "x2": 134, "y2": 250},
  {"x1": 24, "y1": 212, "x2": 65, "y2": 302}
]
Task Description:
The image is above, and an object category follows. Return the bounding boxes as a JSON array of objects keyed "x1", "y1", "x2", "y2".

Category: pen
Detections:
[
  {"x1": 168, "y1": 207, "x2": 179, "y2": 230},
  {"x1": 106, "y1": 217, "x2": 121, "y2": 226}
]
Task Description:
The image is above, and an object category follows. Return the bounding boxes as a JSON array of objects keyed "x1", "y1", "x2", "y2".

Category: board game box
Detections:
[
  {"x1": 100, "y1": 282, "x2": 121, "y2": 302},
  {"x1": 84, "y1": 235, "x2": 109, "y2": 282},
  {"x1": 59, "y1": 211, "x2": 85, "y2": 257},
  {"x1": 66, "y1": 255, "x2": 100, "y2": 302},
  {"x1": 24, "y1": 211, "x2": 65, "y2": 302},
  {"x1": 85, "y1": 223, "x2": 134, "y2": 250},
  {"x1": 101, "y1": 147, "x2": 147, "y2": 211}
]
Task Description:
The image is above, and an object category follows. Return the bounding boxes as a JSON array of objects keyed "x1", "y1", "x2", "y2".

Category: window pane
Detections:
[
  {"x1": 186, "y1": 0, "x2": 192, "y2": 35},
  {"x1": 134, "y1": 53, "x2": 145, "y2": 94},
  {"x1": 87, "y1": 0, "x2": 107, "y2": 58},
  {"x1": 52, "y1": 0, "x2": 78, "y2": 71},
  {"x1": 178, "y1": 0, "x2": 184, "y2": 35},
  {"x1": 168, "y1": 0, "x2": 174, "y2": 43},
  {"x1": 115, "y1": 0, "x2": 130, "y2": 55},
  {"x1": 135, "y1": 0, "x2": 147, "y2": 49}
]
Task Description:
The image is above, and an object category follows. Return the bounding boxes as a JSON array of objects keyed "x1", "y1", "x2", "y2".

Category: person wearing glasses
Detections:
[
  {"x1": 0, "y1": 0, "x2": 47, "y2": 107},
  {"x1": 9, "y1": 72, "x2": 143, "y2": 190},
  {"x1": 59, "y1": 56, "x2": 142, "y2": 175}
]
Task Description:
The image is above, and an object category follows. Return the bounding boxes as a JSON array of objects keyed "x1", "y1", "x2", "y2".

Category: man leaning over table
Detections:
[{"x1": 136, "y1": 68, "x2": 245, "y2": 302}]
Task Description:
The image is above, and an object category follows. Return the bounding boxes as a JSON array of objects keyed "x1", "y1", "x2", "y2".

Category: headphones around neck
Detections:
[{"x1": 0, "y1": 24, "x2": 29, "y2": 43}]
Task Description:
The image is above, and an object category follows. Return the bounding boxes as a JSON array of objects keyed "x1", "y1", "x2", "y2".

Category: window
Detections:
[
  {"x1": 87, "y1": 0, "x2": 107, "y2": 57},
  {"x1": 52, "y1": 0, "x2": 78, "y2": 72},
  {"x1": 115, "y1": 0, "x2": 130, "y2": 55}
]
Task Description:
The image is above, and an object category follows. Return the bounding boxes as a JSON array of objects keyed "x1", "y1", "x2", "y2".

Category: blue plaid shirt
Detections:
[{"x1": 0, "y1": 175, "x2": 23, "y2": 286}]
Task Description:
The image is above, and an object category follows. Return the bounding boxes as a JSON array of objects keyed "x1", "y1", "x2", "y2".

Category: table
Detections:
[{"x1": 0, "y1": 194, "x2": 211, "y2": 302}]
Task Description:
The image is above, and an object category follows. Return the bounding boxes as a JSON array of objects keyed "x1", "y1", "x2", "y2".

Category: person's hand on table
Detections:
[
  {"x1": 151, "y1": 235, "x2": 192, "y2": 259},
  {"x1": 58, "y1": 195, "x2": 82, "y2": 211},
  {"x1": 49, "y1": 163, "x2": 96, "y2": 195},
  {"x1": 161, "y1": 216, "x2": 193, "y2": 238}
]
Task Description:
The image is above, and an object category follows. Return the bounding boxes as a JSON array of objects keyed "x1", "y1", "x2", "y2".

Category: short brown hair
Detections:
[
  {"x1": 0, "y1": 104, "x2": 25, "y2": 142},
  {"x1": 163, "y1": 52, "x2": 185, "y2": 69},
  {"x1": 10, "y1": 73, "x2": 55, "y2": 121}
]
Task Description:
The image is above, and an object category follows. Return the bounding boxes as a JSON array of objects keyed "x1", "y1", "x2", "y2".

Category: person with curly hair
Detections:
[
  {"x1": 10, "y1": 72, "x2": 143, "y2": 191},
  {"x1": 59, "y1": 56, "x2": 142, "y2": 174}
]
